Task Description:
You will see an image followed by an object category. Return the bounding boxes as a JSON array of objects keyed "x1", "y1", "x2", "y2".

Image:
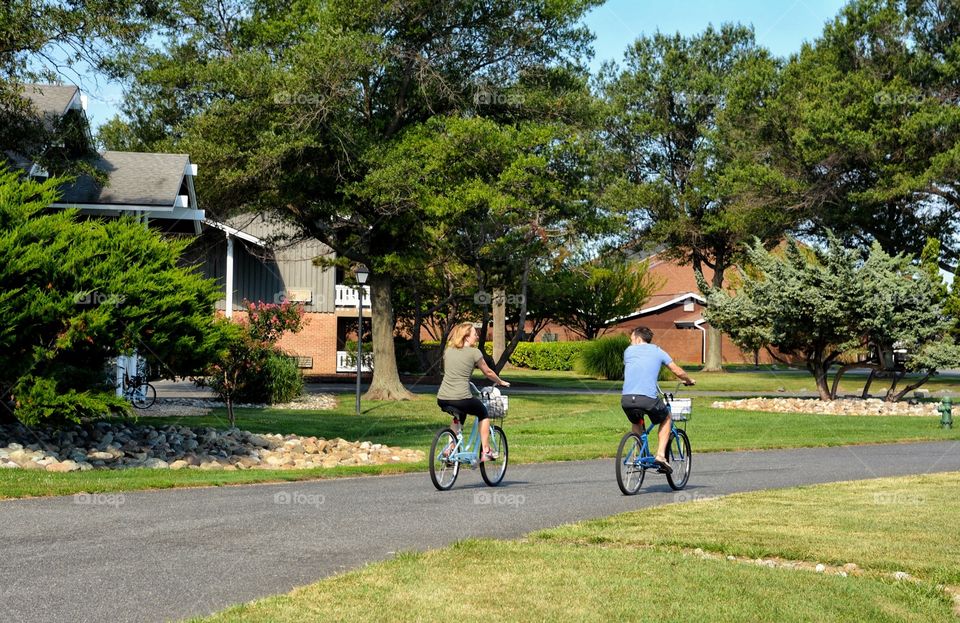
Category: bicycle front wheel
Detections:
[
  {"x1": 666, "y1": 429, "x2": 692, "y2": 490},
  {"x1": 430, "y1": 428, "x2": 460, "y2": 491},
  {"x1": 616, "y1": 432, "x2": 645, "y2": 495},
  {"x1": 132, "y1": 383, "x2": 157, "y2": 409},
  {"x1": 479, "y1": 425, "x2": 508, "y2": 486}
]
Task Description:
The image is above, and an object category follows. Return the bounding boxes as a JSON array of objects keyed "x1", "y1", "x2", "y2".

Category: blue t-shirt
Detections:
[{"x1": 622, "y1": 343, "x2": 672, "y2": 398}]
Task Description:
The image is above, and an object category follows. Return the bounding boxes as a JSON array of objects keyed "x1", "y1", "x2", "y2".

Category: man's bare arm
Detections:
[{"x1": 667, "y1": 362, "x2": 695, "y2": 385}]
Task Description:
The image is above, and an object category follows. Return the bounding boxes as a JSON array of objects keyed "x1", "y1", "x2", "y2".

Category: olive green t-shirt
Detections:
[{"x1": 437, "y1": 347, "x2": 483, "y2": 400}]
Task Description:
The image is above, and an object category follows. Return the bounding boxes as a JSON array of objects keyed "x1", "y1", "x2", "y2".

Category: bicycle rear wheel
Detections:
[
  {"x1": 479, "y1": 425, "x2": 508, "y2": 486},
  {"x1": 132, "y1": 383, "x2": 157, "y2": 409},
  {"x1": 430, "y1": 428, "x2": 461, "y2": 491},
  {"x1": 615, "y1": 432, "x2": 645, "y2": 495},
  {"x1": 665, "y1": 429, "x2": 691, "y2": 490}
]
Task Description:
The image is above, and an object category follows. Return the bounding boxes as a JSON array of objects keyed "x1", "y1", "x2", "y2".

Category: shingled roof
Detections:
[
  {"x1": 57, "y1": 152, "x2": 191, "y2": 207},
  {"x1": 21, "y1": 84, "x2": 82, "y2": 118}
]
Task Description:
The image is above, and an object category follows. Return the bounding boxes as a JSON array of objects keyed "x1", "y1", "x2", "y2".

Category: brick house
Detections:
[
  {"x1": 539, "y1": 252, "x2": 780, "y2": 365},
  {"x1": 189, "y1": 213, "x2": 371, "y2": 376}
]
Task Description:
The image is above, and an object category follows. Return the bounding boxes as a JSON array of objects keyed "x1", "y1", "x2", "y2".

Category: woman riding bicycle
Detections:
[{"x1": 437, "y1": 322, "x2": 510, "y2": 463}]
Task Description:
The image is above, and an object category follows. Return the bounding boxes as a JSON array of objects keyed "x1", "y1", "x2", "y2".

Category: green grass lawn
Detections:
[
  {"x1": 191, "y1": 472, "x2": 960, "y2": 622},
  {"x1": 505, "y1": 367, "x2": 960, "y2": 394},
  {"x1": 2, "y1": 394, "x2": 958, "y2": 499}
]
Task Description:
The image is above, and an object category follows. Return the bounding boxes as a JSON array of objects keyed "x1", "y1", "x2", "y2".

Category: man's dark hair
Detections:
[{"x1": 631, "y1": 326, "x2": 653, "y2": 343}]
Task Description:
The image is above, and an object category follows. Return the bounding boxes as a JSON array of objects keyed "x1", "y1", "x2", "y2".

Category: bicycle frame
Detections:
[
  {"x1": 445, "y1": 415, "x2": 483, "y2": 466},
  {"x1": 627, "y1": 419, "x2": 683, "y2": 468},
  {"x1": 440, "y1": 382, "x2": 500, "y2": 466},
  {"x1": 626, "y1": 384, "x2": 687, "y2": 469}
]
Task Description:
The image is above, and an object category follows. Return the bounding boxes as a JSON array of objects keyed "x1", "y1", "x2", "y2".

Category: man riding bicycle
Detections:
[{"x1": 621, "y1": 326, "x2": 695, "y2": 474}]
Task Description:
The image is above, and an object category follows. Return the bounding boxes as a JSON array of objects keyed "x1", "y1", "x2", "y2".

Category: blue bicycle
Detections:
[
  {"x1": 615, "y1": 387, "x2": 692, "y2": 495},
  {"x1": 430, "y1": 383, "x2": 509, "y2": 490}
]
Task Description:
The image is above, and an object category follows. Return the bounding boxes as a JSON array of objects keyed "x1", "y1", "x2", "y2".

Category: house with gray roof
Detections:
[{"x1": 7, "y1": 83, "x2": 370, "y2": 376}]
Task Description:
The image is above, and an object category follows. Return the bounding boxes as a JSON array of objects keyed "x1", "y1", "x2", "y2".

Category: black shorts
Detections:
[
  {"x1": 621, "y1": 394, "x2": 670, "y2": 425},
  {"x1": 437, "y1": 397, "x2": 488, "y2": 424}
]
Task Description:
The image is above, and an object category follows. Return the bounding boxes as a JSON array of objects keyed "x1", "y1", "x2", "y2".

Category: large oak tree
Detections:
[{"x1": 105, "y1": 0, "x2": 600, "y2": 399}]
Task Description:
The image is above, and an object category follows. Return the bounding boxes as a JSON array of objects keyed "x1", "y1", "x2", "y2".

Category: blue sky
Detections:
[{"x1": 78, "y1": 0, "x2": 850, "y2": 133}]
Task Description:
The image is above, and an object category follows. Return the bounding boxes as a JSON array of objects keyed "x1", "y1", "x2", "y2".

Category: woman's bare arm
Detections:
[{"x1": 478, "y1": 359, "x2": 510, "y2": 386}]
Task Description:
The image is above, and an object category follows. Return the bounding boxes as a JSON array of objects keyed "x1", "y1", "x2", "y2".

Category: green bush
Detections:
[
  {"x1": 230, "y1": 347, "x2": 303, "y2": 404},
  {"x1": 484, "y1": 341, "x2": 585, "y2": 371},
  {"x1": 576, "y1": 334, "x2": 630, "y2": 380},
  {"x1": 264, "y1": 352, "x2": 304, "y2": 403},
  {"x1": 0, "y1": 168, "x2": 221, "y2": 424}
]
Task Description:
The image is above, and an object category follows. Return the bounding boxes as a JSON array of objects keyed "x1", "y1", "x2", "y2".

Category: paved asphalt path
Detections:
[{"x1": 1, "y1": 441, "x2": 958, "y2": 623}]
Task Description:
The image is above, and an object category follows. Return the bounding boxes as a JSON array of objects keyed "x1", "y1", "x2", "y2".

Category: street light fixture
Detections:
[{"x1": 354, "y1": 264, "x2": 369, "y2": 416}]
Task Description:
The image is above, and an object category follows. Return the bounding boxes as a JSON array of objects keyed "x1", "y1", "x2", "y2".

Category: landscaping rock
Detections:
[
  {"x1": 45, "y1": 460, "x2": 80, "y2": 473},
  {"x1": 712, "y1": 397, "x2": 945, "y2": 417},
  {"x1": 0, "y1": 420, "x2": 424, "y2": 474}
]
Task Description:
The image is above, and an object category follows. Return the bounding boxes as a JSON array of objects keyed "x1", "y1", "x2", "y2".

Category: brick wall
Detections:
[
  {"x1": 223, "y1": 310, "x2": 339, "y2": 374},
  {"x1": 275, "y1": 312, "x2": 338, "y2": 374}
]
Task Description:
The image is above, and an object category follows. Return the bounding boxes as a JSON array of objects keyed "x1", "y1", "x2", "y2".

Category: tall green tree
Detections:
[
  {"x1": 550, "y1": 254, "x2": 659, "y2": 340},
  {"x1": 0, "y1": 167, "x2": 221, "y2": 424},
  {"x1": 357, "y1": 114, "x2": 610, "y2": 371},
  {"x1": 601, "y1": 24, "x2": 801, "y2": 372},
  {"x1": 105, "y1": 0, "x2": 601, "y2": 399},
  {"x1": 777, "y1": 0, "x2": 960, "y2": 267}
]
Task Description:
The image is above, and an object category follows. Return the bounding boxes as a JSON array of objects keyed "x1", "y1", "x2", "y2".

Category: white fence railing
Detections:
[
  {"x1": 336, "y1": 350, "x2": 373, "y2": 373},
  {"x1": 335, "y1": 285, "x2": 371, "y2": 307}
]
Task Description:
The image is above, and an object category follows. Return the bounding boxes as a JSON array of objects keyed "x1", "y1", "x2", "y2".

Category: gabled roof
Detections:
[
  {"x1": 56, "y1": 152, "x2": 191, "y2": 207},
  {"x1": 203, "y1": 213, "x2": 334, "y2": 257},
  {"x1": 22, "y1": 84, "x2": 83, "y2": 118}
]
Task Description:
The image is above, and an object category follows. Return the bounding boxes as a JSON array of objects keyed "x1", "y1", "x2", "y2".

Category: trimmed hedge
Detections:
[{"x1": 483, "y1": 341, "x2": 586, "y2": 371}]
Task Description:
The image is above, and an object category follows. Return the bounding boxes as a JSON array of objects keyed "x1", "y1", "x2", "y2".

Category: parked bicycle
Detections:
[
  {"x1": 615, "y1": 385, "x2": 691, "y2": 495},
  {"x1": 430, "y1": 383, "x2": 509, "y2": 490},
  {"x1": 118, "y1": 365, "x2": 157, "y2": 409}
]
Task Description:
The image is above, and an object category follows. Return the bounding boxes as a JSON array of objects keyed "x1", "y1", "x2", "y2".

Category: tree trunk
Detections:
[
  {"x1": 884, "y1": 370, "x2": 907, "y2": 402},
  {"x1": 493, "y1": 258, "x2": 532, "y2": 373},
  {"x1": 889, "y1": 371, "x2": 933, "y2": 402},
  {"x1": 702, "y1": 267, "x2": 725, "y2": 372},
  {"x1": 829, "y1": 362, "x2": 864, "y2": 399},
  {"x1": 810, "y1": 361, "x2": 832, "y2": 401},
  {"x1": 493, "y1": 288, "x2": 506, "y2": 363},
  {"x1": 702, "y1": 326, "x2": 724, "y2": 372},
  {"x1": 364, "y1": 274, "x2": 413, "y2": 401},
  {"x1": 412, "y1": 290, "x2": 428, "y2": 372},
  {"x1": 861, "y1": 369, "x2": 876, "y2": 398}
]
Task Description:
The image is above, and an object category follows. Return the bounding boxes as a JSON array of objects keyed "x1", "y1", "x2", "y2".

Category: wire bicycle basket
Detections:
[{"x1": 479, "y1": 386, "x2": 509, "y2": 420}]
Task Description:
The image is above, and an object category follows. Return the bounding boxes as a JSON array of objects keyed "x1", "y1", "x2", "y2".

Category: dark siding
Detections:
[{"x1": 186, "y1": 232, "x2": 335, "y2": 313}]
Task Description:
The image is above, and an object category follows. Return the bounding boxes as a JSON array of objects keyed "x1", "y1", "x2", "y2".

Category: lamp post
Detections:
[{"x1": 354, "y1": 264, "x2": 369, "y2": 416}]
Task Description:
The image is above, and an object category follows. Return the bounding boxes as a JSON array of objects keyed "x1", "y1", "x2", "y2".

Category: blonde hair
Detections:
[{"x1": 448, "y1": 322, "x2": 476, "y2": 349}]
